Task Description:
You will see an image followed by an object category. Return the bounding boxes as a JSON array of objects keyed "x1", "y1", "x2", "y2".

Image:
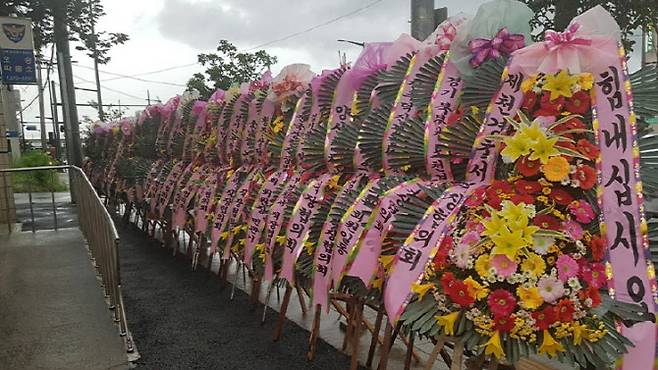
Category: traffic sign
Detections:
[{"x1": 0, "y1": 17, "x2": 37, "y2": 85}]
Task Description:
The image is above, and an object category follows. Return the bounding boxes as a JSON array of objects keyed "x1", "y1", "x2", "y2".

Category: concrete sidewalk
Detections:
[{"x1": 0, "y1": 229, "x2": 129, "y2": 370}]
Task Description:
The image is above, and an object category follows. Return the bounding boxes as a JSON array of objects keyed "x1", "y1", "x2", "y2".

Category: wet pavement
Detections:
[
  {"x1": 0, "y1": 229, "x2": 129, "y2": 369},
  {"x1": 13, "y1": 192, "x2": 78, "y2": 231}
]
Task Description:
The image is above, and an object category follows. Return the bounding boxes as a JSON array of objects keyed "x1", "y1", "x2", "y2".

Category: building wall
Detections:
[{"x1": 0, "y1": 87, "x2": 17, "y2": 228}]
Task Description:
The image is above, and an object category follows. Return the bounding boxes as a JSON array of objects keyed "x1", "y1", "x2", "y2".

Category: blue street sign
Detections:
[
  {"x1": 6, "y1": 130, "x2": 19, "y2": 138},
  {"x1": 0, "y1": 48, "x2": 36, "y2": 84}
]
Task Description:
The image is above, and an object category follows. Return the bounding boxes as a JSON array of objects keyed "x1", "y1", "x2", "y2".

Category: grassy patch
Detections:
[{"x1": 12, "y1": 150, "x2": 68, "y2": 193}]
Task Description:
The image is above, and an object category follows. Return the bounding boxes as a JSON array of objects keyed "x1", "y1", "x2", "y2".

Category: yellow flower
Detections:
[
  {"x1": 475, "y1": 255, "x2": 491, "y2": 278},
  {"x1": 538, "y1": 330, "x2": 565, "y2": 357},
  {"x1": 519, "y1": 121, "x2": 544, "y2": 142},
  {"x1": 464, "y1": 277, "x2": 489, "y2": 300},
  {"x1": 578, "y1": 73, "x2": 594, "y2": 91},
  {"x1": 521, "y1": 253, "x2": 546, "y2": 278},
  {"x1": 542, "y1": 156, "x2": 570, "y2": 182},
  {"x1": 529, "y1": 134, "x2": 560, "y2": 164},
  {"x1": 500, "y1": 200, "x2": 533, "y2": 223},
  {"x1": 372, "y1": 276, "x2": 384, "y2": 289},
  {"x1": 483, "y1": 331, "x2": 505, "y2": 359},
  {"x1": 351, "y1": 95, "x2": 360, "y2": 116},
  {"x1": 482, "y1": 213, "x2": 506, "y2": 238},
  {"x1": 521, "y1": 74, "x2": 538, "y2": 92},
  {"x1": 436, "y1": 311, "x2": 459, "y2": 336},
  {"x1": 501, "y1": 132, "x2": 532, "y2": 162},
  {"x1": 272, "y1": 116, "x2": 285, "y2": 134},
  {"x1": 516, "y1": 286, "x2": 544, "y2": 309},
  {"x1": 572, "y1": 321, "x2": 586, "y2": 345},
  {"x1": 544, "y1": 70, "x2": 578, "y2": 100},
  {"x1": 379, "y1": 255, "x2": 395, "y2": 269},
  {"x1": 411, "y1": 282, "x2": 434, "y2": 300},
  {"x1": 304, "y1": 241, "x2": 315, "y2": 255},
  {"x1": 518, "y1": 223, "x2": 540, "y2": 243},
  {"x1": 491, "y1": 226, "x2": 527, "y2": 259}
]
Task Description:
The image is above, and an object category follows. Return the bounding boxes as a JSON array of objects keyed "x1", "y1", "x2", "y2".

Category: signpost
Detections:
[{"x1": 0, "y1": 17, "x2": 37, "y2": 85}]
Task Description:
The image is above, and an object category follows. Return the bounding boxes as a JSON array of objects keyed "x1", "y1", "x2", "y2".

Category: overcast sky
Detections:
[{"x1": 18, "y1": 0, "x2": 642, "y2": 139}]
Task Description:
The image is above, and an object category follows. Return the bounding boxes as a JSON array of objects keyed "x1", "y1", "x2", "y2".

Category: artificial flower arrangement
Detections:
[{"x1": 405, "y1": 69, "x2": 648, "y2": 368}]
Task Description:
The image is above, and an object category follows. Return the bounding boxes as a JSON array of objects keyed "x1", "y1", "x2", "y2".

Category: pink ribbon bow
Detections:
[
  {"x1": 192, "y1": 100, "x2": 207, "y2": 117},
  {"x1": 544, "y1": 23, "x2": 592, "y2": 50},
  {"x1": 468, "y1": 27, "x2": 525, "y2": 68},
  {"x1": 435, "y1": 23, "x2": 458, "y2": 51}
]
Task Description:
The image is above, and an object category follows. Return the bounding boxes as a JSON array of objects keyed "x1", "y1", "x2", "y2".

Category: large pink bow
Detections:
[
  {"x1": 468, "y1": 27, "x2": 525, "y2": 68},
  {"x1": 544, "y1": 23, "x2": 592, "y2": 50}
]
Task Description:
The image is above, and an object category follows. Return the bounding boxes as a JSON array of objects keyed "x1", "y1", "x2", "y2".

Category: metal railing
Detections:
[
  {"x1": 1, "y1": 165, "x2": 67, "y2": 233},
  {"x1": 0, "y1": 165, "x2": 135, "y2": 355}
]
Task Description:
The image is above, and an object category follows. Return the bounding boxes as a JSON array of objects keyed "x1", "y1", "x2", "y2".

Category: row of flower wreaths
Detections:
[{"x1": 83, "y1": 1, "x2": 658, "y2": 368}]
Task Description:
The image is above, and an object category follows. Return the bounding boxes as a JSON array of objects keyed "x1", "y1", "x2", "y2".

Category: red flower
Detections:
[
  {"x1": 487, "y1": 289, "x2": 517, "y2": 317},
  {"x1": 515, "y1": 180, "x2": 542, "y2": 194},
  {"x1": 440, "y1": 272, "x2": 457, "y2": 292},
  {"x1": 551, "y1": 188, "x2": 574, "y2": 206},
  {"x1": 565, "y1": 91, "x2": 591, "y2": 115},
  {"x1": 556, "y1": 299, "x2": 575, "y2": 322},
  {"x1": 511, "y1": 193, "x2": 534, "y2": 205},
  {"x1": 532, "y1": 305, "x2": 557, "y2": 330},
  {"x1": 582, "y1": 262, "x2": 607, "y2": 288},
  {"x1": 447, "y1": 281, "x2": 476, "y2": 307},
  {"x1": 516, "y1": 156, "x2": 541, "y2": 177},
  {"x1": 579, "y1": 286, "x2": 602, "y2": 308},
  {"x1": 486, "y1": 180, "x2": 514, "y2": 200},
  {"x1": 493, "y1": 314, "x2": 516, "y2": 333},
  {"x1": 533, "y1": 214, "x2": 561, "y2": 231},
  {"x1": 486, "y1": 195, "x2": 503, "y2": 210},
  {"x1": 522, "y1": 91, "x2": 540, "y2": 112},
  {"x1": 534, "y1": 92, "x2": 564, "y2": 117},
  {"x1": 465, "y1": 187, "x2": 486, "y2": 207},
  {"x1": 571, "y1": 164, "x2": 597, "y2": 190},
  {"x1": 433, "y1": 236, "x2": 453, "y2": 270},
  {"x1": 553, "y1": 117, "x2": 586, "y2": 134},
  {"x1": 590, "y1": 236, "x2": 605, "y2": 261},
  {"x1": 577, "y1": 139, "x2": 600, "y2": 161},
  {"x1": 446, "y1": 107, "x2": 465, "y2": 126}
]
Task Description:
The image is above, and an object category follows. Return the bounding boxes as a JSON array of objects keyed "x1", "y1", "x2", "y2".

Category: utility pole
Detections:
[
  {"x1": 51, "y1": 0, "x2": 83, "y2": 168},
  {"x1": 50, "y1": 80, "x2": 62, "y2": 161},
  {"x1": 88, "y1": 0, "x2": 104, "y2": 121},
  {"x1": 147, "y1": 90, "x2": 151, "y2": 105},
  {"x1": 410, "y1": 0, "x2": 448, "y2": 40},
  {"x1": 411, "y1": 0, "x2": 435, "y2": 40},
  {"x1": 0, "y1": 86, "x2": 17, "y2": 230},
  {"x1": 36, "y1": 58, "x2": 48, "y2": 149}
]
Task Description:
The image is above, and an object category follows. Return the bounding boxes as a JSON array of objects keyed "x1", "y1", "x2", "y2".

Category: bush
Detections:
[{"x1": 11, "y1": 150, "x2": 68, "y2": 193}]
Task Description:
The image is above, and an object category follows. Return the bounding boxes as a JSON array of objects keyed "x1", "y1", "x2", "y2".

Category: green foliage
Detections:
[
  {"x1": 0, "y1": 0, "x2": 128, "y2": 64},
  {"x1": 187, "y1": 40, "x2": 277, "y2": 99},
  {"x1": 520, "y1": 0, "x2": 658, "y2": 53},
  {"x1": 11, "y1": 150, "x2": 67, "y2": 192}
]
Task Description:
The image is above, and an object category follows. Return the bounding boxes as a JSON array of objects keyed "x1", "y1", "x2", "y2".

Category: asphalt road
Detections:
[{"x1": 116, "y1": 220, "x2": 358, "y2": 370}]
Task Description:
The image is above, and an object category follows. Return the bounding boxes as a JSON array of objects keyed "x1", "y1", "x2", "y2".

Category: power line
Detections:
[
  {"x1": 242, "y1": 0, "x2": 385, "y2": 51},
  {"x1": 74, "y1": 64, "x2": 187, "y2": 87},
  {"x1": 100, "y1": 62, "x2": 199, "y2": 82},
  {"x1": 72, "y1": 73, "x2": 147, "y2": 102}
]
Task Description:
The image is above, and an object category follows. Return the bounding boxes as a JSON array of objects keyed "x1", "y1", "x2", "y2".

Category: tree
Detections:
[
  {"x1": 187, "y1": 40, "x2": 278, "y2": 99},
  {"x1": 521, "y1": 0, "x2": 658, "y2": 54},
  {"x1": 0, "y1": 0, "x2": 128, "y2": 63}
]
